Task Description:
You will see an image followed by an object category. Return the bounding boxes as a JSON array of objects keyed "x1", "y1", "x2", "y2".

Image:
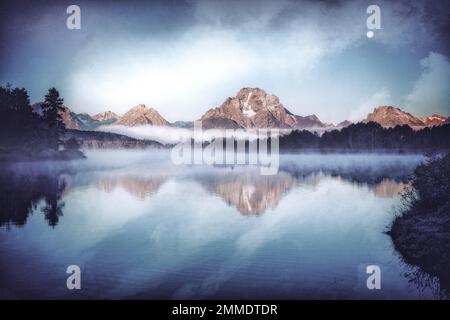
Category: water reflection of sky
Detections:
[{"x1": 0, "y1": 151, "x2": 439, "y2": 299}]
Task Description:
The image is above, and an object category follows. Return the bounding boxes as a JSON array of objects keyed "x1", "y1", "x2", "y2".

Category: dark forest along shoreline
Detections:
[{"x1": 388, "y1": 152, "x2": 450, "y2": 299}]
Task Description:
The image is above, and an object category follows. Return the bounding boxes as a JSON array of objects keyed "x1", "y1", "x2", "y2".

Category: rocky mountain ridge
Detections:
[
  {"x1": 31, "y1": 89, "x2": 448, "y2": 131},
  {"x1": 363, "y1": 106, "x2": 448, "y2": 128}
]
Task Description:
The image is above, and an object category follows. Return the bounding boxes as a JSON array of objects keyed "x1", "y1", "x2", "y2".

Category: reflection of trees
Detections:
[
  {"x1": 0, "y1": 166, "x2": 68, "y2": 228},
  {"x1": 279, "y1": 161, "x2": 415, "y2": 185},
  {"x1": 389, "y1": 153, "x2": 450, "y2": 300},
  {"x1": 41, "y1": 184, "x2": 66, "y2": 227},
  {"x1": 403, "y1": 263, "x2": 448, "y2": 300},
  {"x1": 0, "y1": 162, "x2": 415, "y2": 227},
  {"x1": 194, "y1": 166, "x2": 411, "y2": 215}
]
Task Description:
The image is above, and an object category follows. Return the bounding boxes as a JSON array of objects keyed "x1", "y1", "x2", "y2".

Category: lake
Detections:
[{"x1": 0, "y1": 151, "x2": 441, "y2": 299}]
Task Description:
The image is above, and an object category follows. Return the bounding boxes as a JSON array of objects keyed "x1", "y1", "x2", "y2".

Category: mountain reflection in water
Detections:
[
  {"x1": 0, "y1": 151, "x2": 418, "y2": 224},
  {"x1": 1, "y1": 151, "x2": 443, "y2": 299}
]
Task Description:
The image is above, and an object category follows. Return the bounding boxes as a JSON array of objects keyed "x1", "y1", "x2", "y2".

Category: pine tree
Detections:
[{"x1": 43, "y1": 87, "x2": 65, "y2": 131}]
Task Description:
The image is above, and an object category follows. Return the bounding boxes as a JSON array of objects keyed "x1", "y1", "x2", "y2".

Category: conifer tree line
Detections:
[{"x1": 0, "y1": 84, "x2": 80, "y2": 155}]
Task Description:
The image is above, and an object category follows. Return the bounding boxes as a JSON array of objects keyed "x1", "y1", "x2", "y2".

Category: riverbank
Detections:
[{"x1": 388, "y1": 153, "x2": 450, "y2": 297}]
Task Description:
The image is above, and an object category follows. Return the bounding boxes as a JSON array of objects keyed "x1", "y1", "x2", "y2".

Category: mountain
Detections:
[
  {"x1": 421, "y1": 114, "x2": 448, "y2": 127},
  {"x1": 171, "y1": 121, "x2": 194, "y2": 128},
  {"x1": 296, "y1": 114, "x2": 330, "y2": 128},
  {"x1": 32, "y1": 103, "x2": 111, "y2": 130},
  {"x1": 362, "y1": 106, "x2": 448, "y2": 128},
  {"x1": 60, "y1": 106, "x2": 86, "y2": 130},
  {"x1": 32, "y1": 103, "x2": 169, "y2": 129},
  {"x1": 75, "y1": 112, "x2": 104, "y2": 129},
  {"x1": 336, "y1": 120, "x2": 353, "y2": 128},
  {"x1": 32, "y1": 103, "x2": 83, "y2": 129},
  {"x1": 200, "y1": 88, "x2": 326, "y2": 129},
  {"x1": 115, "y1": 104, "x2": 169, "y2": 126},
  {"x1": 32, "y1": 95, "x2": 448, "y2": 133},
  {"x1": 363, "y1": 106, "x2": 425, "y2": 127},
  {"x1": 92, "y1": 111, "x2": 119, "y2": 124}
]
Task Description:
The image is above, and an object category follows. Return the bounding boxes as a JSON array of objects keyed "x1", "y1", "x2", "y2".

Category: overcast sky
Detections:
[{"x1": 1, "y1": 0, "x2": 449, "y2": 123}]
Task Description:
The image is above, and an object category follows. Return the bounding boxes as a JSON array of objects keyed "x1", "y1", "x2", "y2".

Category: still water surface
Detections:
[{"x1": 0, "y1": 151, "x2": 440, "y2": 299}]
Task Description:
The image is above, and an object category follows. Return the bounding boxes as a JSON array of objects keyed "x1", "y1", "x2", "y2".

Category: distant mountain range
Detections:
[
  {"x1": 32, "y1": 103, "x2": 116, "y2": 130},
  {"x1": 363, "y1": 106, "x2": 449, "y2": 128},
  {"x1": 31, "y1": 88, "x2": 449, "y2": 131}
]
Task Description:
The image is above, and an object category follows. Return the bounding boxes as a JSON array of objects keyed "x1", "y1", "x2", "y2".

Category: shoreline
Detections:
[
  {"x1": 388, "y1": 209, "x2": 450, "y2": 298},
  {"x1": 387, "y1": 153, "x2": 450, "y2": 298}
]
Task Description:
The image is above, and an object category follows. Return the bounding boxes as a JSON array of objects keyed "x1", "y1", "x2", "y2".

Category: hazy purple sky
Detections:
[{"x1": 1, "y1": 0, "x2": 449, "y2": 123}]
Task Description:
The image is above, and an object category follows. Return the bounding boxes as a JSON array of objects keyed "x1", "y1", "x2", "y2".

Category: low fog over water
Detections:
[{"x1": 2, "y1": 150, "x2": 439, "y2": 299}]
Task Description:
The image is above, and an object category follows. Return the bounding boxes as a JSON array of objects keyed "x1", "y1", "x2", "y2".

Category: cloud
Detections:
[
  {"x1": 98, "y1": 125, "x2": 193, "y2": 145},
  {"x1": 348, "y1": 88, "x2": 392, "y2": 122},
  {"x1": 405, "y1": 52, "x2": 450, "y2": 116},
  {"x1": 347, "y1": 52, "x2": 450, "y2": 122},
  {"x1": 98, "y1": 124, "x2": 281, "y2": 145},
  {"x1": 67, "y1": 0, "x2": 370, "y2": 121},
  {"x1": 4, "y1": 0, "x2": 445, "y2": 123},
  {"x1": 69, "y1": 31, "x2": 256, "y2": 121}
]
